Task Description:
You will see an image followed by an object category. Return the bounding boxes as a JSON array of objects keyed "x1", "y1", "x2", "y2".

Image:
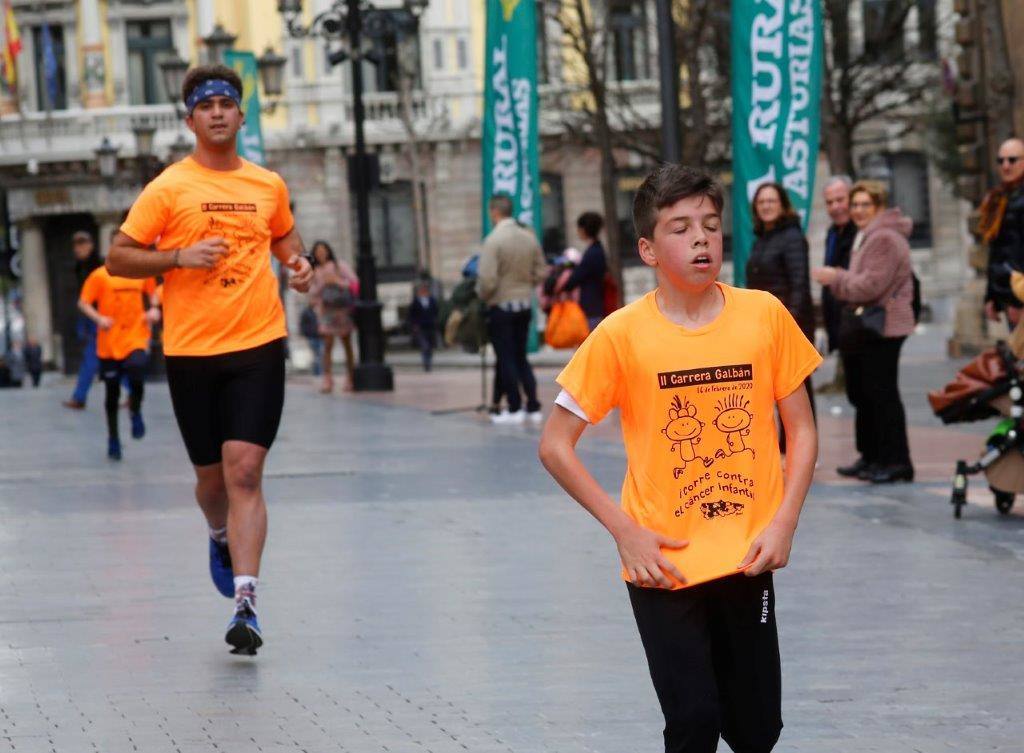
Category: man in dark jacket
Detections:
[
  {"x1": 821, "y1": 176, "x2": 857, "y2": 352},
  {"x1": 561, "y1": 211, "x2": 608, "y2": 331},
  {"x1": 983, "y1": 138, "x2": 1024, "y2": 327}
]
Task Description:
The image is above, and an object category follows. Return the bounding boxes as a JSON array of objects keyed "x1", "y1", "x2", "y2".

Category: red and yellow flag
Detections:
[{"x1": 2, "y1": 0, "x2": 21, "y2": 87}]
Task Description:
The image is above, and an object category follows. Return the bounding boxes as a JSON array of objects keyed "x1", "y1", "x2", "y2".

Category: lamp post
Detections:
[
  {"x1": 655, "y1": 0, "x2": 681, "y2": 163},
  {"x1": 94, "y1": 136, "x2": 120, "y2": 180},
  {"x1": 159, "y1": 51, "x2": 190, "y2": 105},
  {"x1": 203, "y1": 22, "x2": 237, "y2": 64},
  {"x1": 275, "y1": 0, "x2": 426, "y2": 391},
  {"x1": 131, "y1": 117, "x2": 158, "y2": 183}
]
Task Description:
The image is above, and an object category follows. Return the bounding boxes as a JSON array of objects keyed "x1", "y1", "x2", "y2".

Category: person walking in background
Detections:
[
  {"x1": 308, "y1": 240, "x2": 357, "y2": 393},
  {"x1": 63, "y1": 230, "x2": 102, "y2": 410},
  {"x1": 23, "y1": 337, "x2": 42, "y2": 387},
  {"x1": 299, "y1": 304, "x2": 322, "y2": 377},
  {"x1": 747, "y1": 182, "x2": 817, "y2": 450},
  {"x1": 477, "y1": 194, "x2": 549, "y2": 425},
  {"x1": 821, "y1": 176, "x2": 857, "y2": 357},
  {"x1": 560, "y1": 212, "x2": 608, "y2": 331},
  {"x1": 813, "y1": 180, "x2": 915, "y2": 484},
  {"x1": 408, "y1": 280, "x2": 438, "y2": 372},
  {"x1": 981, "y1": 138, "x2": 1024, "y2": 327},
  {"x1": 78, "y1": 266, "x2": 159, "y2": 460}
]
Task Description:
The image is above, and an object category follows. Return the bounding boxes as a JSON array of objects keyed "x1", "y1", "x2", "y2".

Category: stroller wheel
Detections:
[{"x1": 992, "y1": 489, "x2": 1015, "y2": 515}]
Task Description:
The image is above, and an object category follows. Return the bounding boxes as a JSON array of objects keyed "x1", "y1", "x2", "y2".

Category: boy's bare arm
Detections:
[
  {"x1": 269, "y1": 227, "x2": 313, "y2": 293},
  {"x1": 539, "y1": 405, "x2": 689, "y2": 588},
  {"x1": 739, "y1": 385, "x2": 817, "y2": 576},
  {"x1": 106, "y1": 232, "x2": 229, "y2": 278}
]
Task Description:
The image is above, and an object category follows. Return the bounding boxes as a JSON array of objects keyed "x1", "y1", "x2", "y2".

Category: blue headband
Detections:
[{"x1": 186, "y1": 79, "x2": 241, "y2": 113}]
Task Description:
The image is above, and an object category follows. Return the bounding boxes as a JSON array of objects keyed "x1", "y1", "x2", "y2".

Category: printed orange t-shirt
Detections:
[
  {"x1": 119, "y1": 156, "x2": 294, "y2": 356},
  {"x1": 557, "y1": 283, "x2": 822, "y2": 589},
  {"x1": 79, "y1": 266, "x2": 157, "y2": 361}
]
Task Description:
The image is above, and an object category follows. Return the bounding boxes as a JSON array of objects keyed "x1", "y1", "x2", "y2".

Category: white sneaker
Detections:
[
  {"x1": 491, "y1": 410, "x2": 526, "y2": 425},
  {"x1": 526, "y1": 409, "x2": 544, "y2": 423}
]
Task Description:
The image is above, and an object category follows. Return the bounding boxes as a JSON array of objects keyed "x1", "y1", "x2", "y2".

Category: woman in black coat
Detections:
[{"x1": 747, "y1": 182, "x2": 817, "y2": 443}]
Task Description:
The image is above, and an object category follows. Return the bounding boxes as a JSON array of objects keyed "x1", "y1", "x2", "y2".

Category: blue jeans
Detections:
[
  {"x1": 71, "y1": 318, "x2": 99, "y2": 404},
  {"x1": 307, "y1": 336, "x2": 323, "y2": 376}
]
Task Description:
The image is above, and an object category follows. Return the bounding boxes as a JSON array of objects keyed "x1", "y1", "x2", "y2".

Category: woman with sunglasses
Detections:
[{"x1": 982, "y1": 138, "x2": 1024, "y2": 327}]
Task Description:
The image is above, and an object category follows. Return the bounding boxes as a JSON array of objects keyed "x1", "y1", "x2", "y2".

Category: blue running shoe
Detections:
[
  {"x1": 130, "y1": 412, "x2": 145, "y2": 439},
  {"x1": 209, "y1": 538, "x2": 234, "y2": 598},
  {"x1": 107, "y1": 437, "x2": 122, "y2": 461},
  {"x1": 225, "y1": 595, "x2": 262, "y2": 655}
]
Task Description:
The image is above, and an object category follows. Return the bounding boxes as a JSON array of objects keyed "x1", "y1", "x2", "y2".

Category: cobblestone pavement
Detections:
[{"x1": 1, "y1": 323, "x2": 1022, "y2": 752}]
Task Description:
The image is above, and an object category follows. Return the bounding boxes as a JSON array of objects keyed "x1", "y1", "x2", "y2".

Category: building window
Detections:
[
  {"x1": 291, "y1": 44, "x2": 304, "y2": 77},
  {"x1": 860, "y1": 151, "x2": 932, "y2": 248},
  {"x1": 126, "y1": 20, "x2": 175, "y2": 105},
  {"x1": 609, "y1": 0, "x2": 648, "y2": 82},
  {"x1": 536, "y1": 1, "x2": 549, "y2": 84},
  {"x1": 432, "y1": 38, "x2": 444, "y2": 70},
  {"x1": 359, "y1": 180, "x2": 419, "y2": 276},
  {"x1": 916, "y1": 0, "x2": 938, "y2": 60},
  {"x1": 456, "y1": 38, "x2": 468, "y2": 70},
  {"x1": 862, "y1": 0, "x2": 905, "y2": 64},
  {"x1": 540, "y1": 173, "x2": 565, "y2": 259},
  {"x1": 31, "y1": 25, "x2": 67, "y2": 111},
  {"x1": 362, "y1": 11, "x2": 421, "y2": 93}
]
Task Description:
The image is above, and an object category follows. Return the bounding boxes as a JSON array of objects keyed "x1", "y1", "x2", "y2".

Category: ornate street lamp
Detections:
[
  {"x1": 131, "y1": 117, "x2": 156, "y2": 158},
  {"x1": 159, "y1": 51, "x2": 190, "y2": 104},
  {"x1": 94, "y1": 137, "x2": 120, "y2": 179},
  {"x1": 274, "y1": 0, "x2": 428, "y2": 392},
  {"x1": 202, "y1": 22, "x2": 237, "y2": 63},
  {"x1": 257, "y1": 45, "x2": 287, "y2": 98},
  {"x1": 168, "y1": 133, "x2": 193, "y2": 163}
]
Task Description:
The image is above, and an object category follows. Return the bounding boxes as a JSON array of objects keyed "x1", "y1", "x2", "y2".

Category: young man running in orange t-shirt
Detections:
[
  {"x1": 78, "y1": 266, "x2": 159, "y2": 460},
  {"x1": 107, "y1": 65, "x2": 313, "y2": 655},
  {"x1": 540, "y1": 166, "x2": 820, "y2": 752}
]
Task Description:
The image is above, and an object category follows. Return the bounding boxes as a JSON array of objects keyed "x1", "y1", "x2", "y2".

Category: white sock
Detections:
[
  {"x1": 234, "y1": 575, "x2": 257, "y2": 596},
  {"x1": 209, "y1": 526, "x2": 228, "y2": 544}
]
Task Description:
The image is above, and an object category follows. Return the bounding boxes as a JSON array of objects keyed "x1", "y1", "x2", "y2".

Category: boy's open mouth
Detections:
[{"x1": 692, "y1": 254, "x2": 711, "y2": 266}]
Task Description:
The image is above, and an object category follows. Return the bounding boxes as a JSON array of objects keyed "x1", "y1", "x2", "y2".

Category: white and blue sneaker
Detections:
[
  {"x1": 225, "y1": 588, "x2": 262, "y2": 655},
  {"x1": 209, "y1": 538, "x2": 234, "y2": 598}
]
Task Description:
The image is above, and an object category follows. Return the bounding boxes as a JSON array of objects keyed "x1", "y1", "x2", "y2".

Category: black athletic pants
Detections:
[
  {"x1": 628, "y1": 573, "x2": 782, "y2": 753},
  {"x1": 840, "y1": 336, "x2": 911, "y2": 467},
  {"x1": 99, "y1": 349, "x2": 148, "y2": 442},
  {"x1": 487, "y1": 307, "x2": 540, "y2": 414}
]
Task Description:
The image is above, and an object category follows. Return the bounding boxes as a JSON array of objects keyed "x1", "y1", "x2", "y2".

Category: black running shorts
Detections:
[{"x1": 165, "y1": 338, "x2": 286, "y2": 467}]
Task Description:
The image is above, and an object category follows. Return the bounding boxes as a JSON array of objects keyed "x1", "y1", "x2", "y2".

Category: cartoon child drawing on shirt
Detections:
[
  {"x1": 713, "y1": 393, "x2": 755, "y2": 459},
  {"x1": 662, "y1": 395, "x2": 714, "y2": 477}
]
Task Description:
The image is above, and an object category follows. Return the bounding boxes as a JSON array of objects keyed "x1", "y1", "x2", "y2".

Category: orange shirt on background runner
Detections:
[
  {"x1": 557, "y1": 283, "x2": 822, "y2": 589},
  {"x1": 79, "y1": 267, "x2": 157, "y2": 361},
  {"x1": 119, "y1": 156, "x2": 294, "y2": 357}
]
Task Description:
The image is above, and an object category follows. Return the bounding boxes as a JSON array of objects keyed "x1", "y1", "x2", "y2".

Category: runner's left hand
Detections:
[
  {"x1": 286, "y1": 255, "x2": 313, "y2": 293},
  {"x1": 738, "y1": 519, "x2": 795, "y2": 576}
]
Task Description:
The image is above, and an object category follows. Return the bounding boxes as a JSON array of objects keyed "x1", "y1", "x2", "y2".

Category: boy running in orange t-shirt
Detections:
[
  {"x1": 107, "y1": 64, "x2": 313, "y2": 655},
  {"x1": 78, "y1": 266, "x2": 159, "y2": 460},
  {"x1": 540, "y1": 166, "x2": 820, "y2": 753}
]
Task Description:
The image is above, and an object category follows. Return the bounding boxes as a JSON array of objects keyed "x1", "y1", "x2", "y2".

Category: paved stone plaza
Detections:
[{"x1": 1, "y1": 336, "x2": 1023, "y2": 752}]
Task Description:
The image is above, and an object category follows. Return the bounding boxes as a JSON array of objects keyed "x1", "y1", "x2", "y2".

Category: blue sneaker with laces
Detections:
[
  {"x1": 225, "y1": 590, "x2": 262, "y2": 655},
  {"x1": 107, "y1": 437, "x2": 122, "y2": 461},
  {"x1": 209, "y1": 538, "x2": 234, "y2": 598},
  {"x1": 130, "y1": 412, "x2": 145, "y2": 439}
]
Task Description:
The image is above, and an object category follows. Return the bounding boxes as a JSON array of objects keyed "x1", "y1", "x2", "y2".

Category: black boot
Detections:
[{"x1": 837, "y1": 457, "x2": 868, "y2": 478}]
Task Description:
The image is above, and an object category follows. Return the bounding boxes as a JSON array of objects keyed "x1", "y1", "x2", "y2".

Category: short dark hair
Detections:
[
  {"x1": 576, "y1": 211, "x2": 604, "y2": 239},
  {"x1": 633, "y1": 165, "x2": 724, "y2": 241},
  {"x1": 489, "y1": 194, "x2": 514, "y2": 218},
  {"x1": 182, "y1": 64, "x2": 244, "y2": 107},
  {"x1": 751, "y1": 182, "x2": 800, "y2": 236}
]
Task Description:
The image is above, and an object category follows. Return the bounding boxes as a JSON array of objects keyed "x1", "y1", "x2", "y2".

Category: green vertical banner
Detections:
[
  {"x1": 481, "y1": 0, "x2": 542, "y2": 239},
  {"x1": 731, "y1": 0, "x2": 822, "y2": 287},
  {"x1": 223, "y1": 50, "x2": 266, "y2": 166}
]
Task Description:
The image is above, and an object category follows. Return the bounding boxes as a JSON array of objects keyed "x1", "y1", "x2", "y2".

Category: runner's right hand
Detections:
[
  {"x1": 614, "y1": 520, "x2": 688, "y2": 589},
  {"x1": 97, "y1": 316, "x2": 114, "y2": 330},
  {"x1": 177, "y1": 238, "x2": 230, "y2": 269}
]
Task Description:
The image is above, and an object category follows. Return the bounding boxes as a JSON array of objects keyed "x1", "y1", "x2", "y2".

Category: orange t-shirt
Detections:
[
  {"x1": 119, "y1": 156, "x2": 294, "y2": 356},
  {"x1": 557, "y1": 284, "x2": 822, "y2": 589},
  {"x1": 79, "y1": 267, "x2": 157, "y2": 361}
]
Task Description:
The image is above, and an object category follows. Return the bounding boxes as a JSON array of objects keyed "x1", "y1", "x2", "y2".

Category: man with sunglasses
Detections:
[{"x1": 982, "y1": 138, "x2": 1024, "y2": 326}]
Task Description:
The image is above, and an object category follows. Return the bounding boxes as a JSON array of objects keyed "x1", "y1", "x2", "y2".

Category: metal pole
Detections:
[
  {"x1": 347, "y1": 0, "x2": 394, "y2": 391},
  {"x1": 655, "y1": 0, "x2": 681, "y2": 163}
]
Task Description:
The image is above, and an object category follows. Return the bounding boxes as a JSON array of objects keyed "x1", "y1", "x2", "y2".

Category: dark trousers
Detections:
[
  {"x1": 100, "y1": 349, "x2": 148, "y2": 441},
  {"x1": 841, "y1": 336, "x2": 911, "y2": 467},
  {"x1": 628, "y1": 573, "x2": 783, "y2": 753},
  {"x1": 487, "y1": 307, "x2": 539, "y2": 413},
  {"x1": 412, "y1": 327, "x2": 435, "y2": 372}
]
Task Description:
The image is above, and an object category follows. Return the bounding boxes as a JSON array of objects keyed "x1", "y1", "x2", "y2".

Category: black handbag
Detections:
[{"x1": 838, "y1": 304, "x2": 886, "y2": 351}]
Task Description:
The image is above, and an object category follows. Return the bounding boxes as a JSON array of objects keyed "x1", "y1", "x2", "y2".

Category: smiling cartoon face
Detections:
[
  {"x1": 713, "y1": 394, "x2": 752, "y2": 433},
  {"x1": 663, "y1": 395, "x2": 703, "y2": 442}
]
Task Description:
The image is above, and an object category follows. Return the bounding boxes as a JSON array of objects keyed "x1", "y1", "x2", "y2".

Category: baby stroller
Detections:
[{"x1": 928, "y1": 341, "x2": 1024, "y2": 519}]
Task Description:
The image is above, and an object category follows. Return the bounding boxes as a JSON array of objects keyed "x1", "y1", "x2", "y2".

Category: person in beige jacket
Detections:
[{"x1": 477, "y1": 195, "x2": 550, "y2": 424}]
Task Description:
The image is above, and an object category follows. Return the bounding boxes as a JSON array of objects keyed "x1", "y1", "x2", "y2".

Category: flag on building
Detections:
[
  {"x1": 40, "y1": 23, "x2": 58, "y2": 110},
  {"x1": 481, "y1": 0, "x2": 542, "y2": 239},
  {"x1": 223, "y1": 50, "x2": 266, "y2": 165},
  {"x1": 730, "y1": 0, "x2": 823, "y2": 287},
  {"x1": 1, "y1": 0, "x2": 21, "y2": 88}
]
